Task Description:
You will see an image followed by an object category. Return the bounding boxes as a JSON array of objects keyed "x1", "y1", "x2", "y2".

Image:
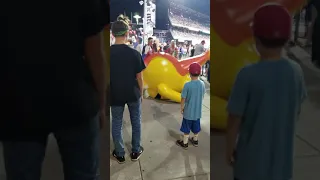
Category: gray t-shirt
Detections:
[
  {"x1": 227, "y1": 59, "x2": 307, "y2": 180},
  {"x1": 193, "y1": 44, "x2": 205, "y2": 56}
]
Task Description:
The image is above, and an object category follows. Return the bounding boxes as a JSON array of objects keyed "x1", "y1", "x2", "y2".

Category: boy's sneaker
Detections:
[
  {"x1": 112, "y1": 150, "x2": 125, "y2": 164},
  {"x1": 176, "y1": 140, "x2": 188, "y2": 149},
  {"x1": 131, "y1": 146, "x2": 144, "y2": 161},
  {"x1": 189, "y1": 137, "x2": 198, "y2": 147}
]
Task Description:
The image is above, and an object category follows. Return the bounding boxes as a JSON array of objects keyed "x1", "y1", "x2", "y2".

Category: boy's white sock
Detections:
[
  {"x1": 193, "y1": 134, "x2": 199, "y2": 141},
  {"x1": 183, "y1": 134, "x2": 189, "y2": 144}
]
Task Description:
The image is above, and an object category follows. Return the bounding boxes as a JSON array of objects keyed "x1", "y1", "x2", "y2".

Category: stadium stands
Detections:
[{"x1": 168, "y1": 0, "x2": 210, "y2": 46}]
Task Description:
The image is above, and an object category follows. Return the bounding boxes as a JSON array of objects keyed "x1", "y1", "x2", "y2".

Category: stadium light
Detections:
[
  {"x1": 133, "y1": 14, "x2": 141, "y2": 24},
  {"x1": 139, "y1": 0, "x2": 143, "y2": 5}
]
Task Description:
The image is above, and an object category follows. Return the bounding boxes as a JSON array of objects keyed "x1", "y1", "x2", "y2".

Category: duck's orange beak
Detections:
[{"x1": 179, "y1": 51, "x2": 210, "y2": 70}]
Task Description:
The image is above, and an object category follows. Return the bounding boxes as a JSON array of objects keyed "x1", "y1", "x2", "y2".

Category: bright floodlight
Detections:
[
  {"x1": 139, "y1": 1, "x2": 143, "y2": 5},
  {"x1": 133, "y1": 15, "x2": 141, "y2": 19}
]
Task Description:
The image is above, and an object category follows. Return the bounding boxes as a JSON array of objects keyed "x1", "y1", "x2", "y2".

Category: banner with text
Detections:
[{"x1": 145, "y1": 0, "x2": 156, "y2": 28}]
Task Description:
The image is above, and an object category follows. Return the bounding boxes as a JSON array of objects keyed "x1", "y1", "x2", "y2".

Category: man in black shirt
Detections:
[
  {"x1": 0, "y1": 0, "x2": 109, "y2": 179},
  {"x1": 110, "y1": 16, "x2": 145, "y2": 164}
]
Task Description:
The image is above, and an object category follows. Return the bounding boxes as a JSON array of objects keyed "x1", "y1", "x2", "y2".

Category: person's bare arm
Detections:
[
  {"x1": 201, "y1": 46, "x2": 205, "y2": 53},
  {"x1": 136, "y1": 72, "x2": 143, "y2": 96},
  {"x1": 226, "y1": 114, "x2": 241, "y2": 165},
  {"x1": 181, "y1": 84, "x2": 188, "y2": 114},
  {"x1": 225, "y1": 67, "x2": 249, "y2": 165},
  {"x1": 135, "y1": 50, "x2": 146, "y2": 98},
  {"x1": 85, "y1": 32, "x2": 107, "y2": 110},
  {"x1": 181, "y1": 98, "x2": 185, "y2": 114}
]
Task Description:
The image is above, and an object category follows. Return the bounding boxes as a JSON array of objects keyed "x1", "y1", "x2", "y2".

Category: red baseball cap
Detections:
[
  {"x1": 189, "y1": 62, "x2": 201, "y2": 75},
  {"x1": 252, "y1": 4, "x2": 291, "y2": 39}
]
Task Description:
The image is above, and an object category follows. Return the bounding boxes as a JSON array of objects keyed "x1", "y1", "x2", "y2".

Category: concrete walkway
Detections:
[
  {"x1": 211, "y1": 47, "x2": 320, "y2": 180},
  {"x1": 0, "y1": 123, "x2": 111, "y2": 180},
  {"x1": 110, "y1": 85, "x2": 211, "y2": 180},
  {"x1": 0, "y1": 83, "x2": 210, "y2": 180}
]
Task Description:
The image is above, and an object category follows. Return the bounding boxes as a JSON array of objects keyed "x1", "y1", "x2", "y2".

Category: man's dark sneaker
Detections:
[
  {"x1": 112, "y1": 150, "x2": 125, "y2": 164},
  {"x1": 189, "y1": 137, "x2": 199, "y2": 147},
  {"x1": 131, "y1": 146, "x2": 144, "y2": 161},
  {"x1": 176, "y1": 140, "x2": 188, "y2": 149}
]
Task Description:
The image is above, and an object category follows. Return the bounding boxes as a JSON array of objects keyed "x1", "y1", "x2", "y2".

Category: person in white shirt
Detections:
[
  {"x1": 141, "y1": 37, "x2": 153, "y2": 59},
  {"x1": 193, "y1": 40, "x2": 206, "y2": 56},
  {"x1": 135, "y1": 36, "x2": 143, "y2": 55},
  {"x1": 144, "y1": 37, "x2": 153, "y2": 55}
]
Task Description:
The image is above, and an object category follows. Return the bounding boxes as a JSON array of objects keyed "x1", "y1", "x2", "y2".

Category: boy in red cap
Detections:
[
  {"x1": 176, "y1": 62, "x2": 206, "y2": 149},
  {"x1": 226, "y1": 4, "x2": 307, "y2": 180}
]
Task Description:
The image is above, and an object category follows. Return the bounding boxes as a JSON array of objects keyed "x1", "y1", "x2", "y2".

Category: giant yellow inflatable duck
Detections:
[
  {"x1": 143, "y1": 51, "x2": 209, "y2": 103},
  {"x1": 211, "y1": 0, "x2": 306, "y2": 129}
]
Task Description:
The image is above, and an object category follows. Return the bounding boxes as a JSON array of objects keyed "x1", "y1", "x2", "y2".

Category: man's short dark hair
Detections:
[
  {"x1": 256, "y1": 36, "x2": 288, "y2": 48},
  {"x1": 148, "y1": 37, "x2": 153, "y2": 41},
  {"x1": 112, "y1": 14, "x2": 130, "y2": 37}
]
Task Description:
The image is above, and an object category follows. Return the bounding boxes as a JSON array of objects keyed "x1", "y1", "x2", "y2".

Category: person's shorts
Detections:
[{"x1": 180, "y1": 118, "x2": 201, "y2": 134}]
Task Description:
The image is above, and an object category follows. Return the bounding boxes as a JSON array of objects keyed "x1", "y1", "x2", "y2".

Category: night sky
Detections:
[{"x1": 110, "y1": 0, "x2": 210, "y2": 29}]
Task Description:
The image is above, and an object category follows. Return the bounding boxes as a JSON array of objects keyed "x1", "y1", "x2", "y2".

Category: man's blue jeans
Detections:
[
  {"x1": 111, "y1": 100, "x2": 141, "y2": 157},
  {"x1": 1, "y1": 114, "x2": 100, "y2": 180}
]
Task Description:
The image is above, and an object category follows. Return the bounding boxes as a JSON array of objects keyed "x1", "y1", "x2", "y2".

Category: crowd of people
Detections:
[
  {"x1": 170, "y1": 28, "x2": 210, "y2": 48},
  {"x1": 169, "y1": 13, "x2": 210, "y2": 32},
  {"x1": 134, "y1": 37, "x2": 210, "y2": 80},
  {"x1": 110, "y1": 29, "x2": 209, "y2": 63},
  {"x1": 168, "y1": 1, "x2": 210, "y2": 32},
  {"x1": 167, "y1": 0, "x2": 210, "y2": 58}
]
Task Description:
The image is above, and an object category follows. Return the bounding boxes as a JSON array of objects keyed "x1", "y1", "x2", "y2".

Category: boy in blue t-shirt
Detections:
[
  {"x1": 226, "y1": 4, "x2": 307, "y2": 180},
  {"x1": 176, "y1": 62, "x2": 205, "y2": 149}
]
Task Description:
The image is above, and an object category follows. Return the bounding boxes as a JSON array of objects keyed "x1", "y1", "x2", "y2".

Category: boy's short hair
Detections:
[
  {"x1": 255, "y1": 37, "x2": 288, "y2": 48},
  {"x1": 190, "y1": 73, "x2": 200, "y2": 77},
  {"x1": 252, "y1": 4, "x2": 291, "y2": 48},
  {"x1": 112, "y1": 14, "x2": 130, "y2": 37}
]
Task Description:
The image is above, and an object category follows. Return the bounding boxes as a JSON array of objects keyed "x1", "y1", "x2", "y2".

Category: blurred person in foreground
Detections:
[
  {"x1": 0, "y1": 0, "x2": 109, "y2": 179},
  {"x1": 310, "y1": 0, "x2": 320, "y2": 67},
  {"x1": 226, "y1": 4, "x2": 307, "y2": 180},
  {"x1": 110, "y1": 15, "x2": 145, "y2": 164}
]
